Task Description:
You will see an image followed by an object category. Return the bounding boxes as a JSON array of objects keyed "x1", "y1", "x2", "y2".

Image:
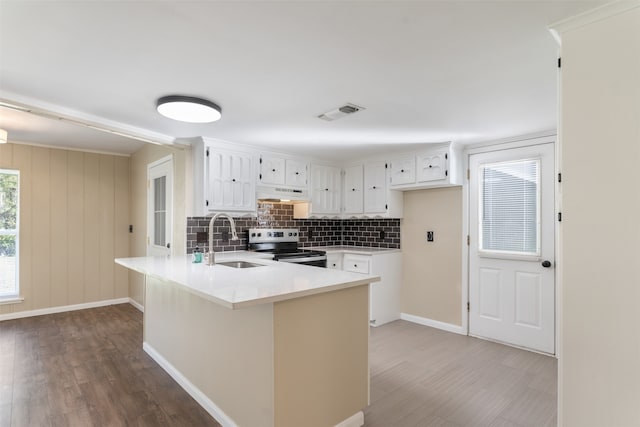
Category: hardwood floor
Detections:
[
  {"x1": 1, "y1": 304, "x2": 556, "y2": 426},
  {"x1": 365, "y1": 320, "x2": 557, "y2": 427},
  {"x1": 0, "y1": 304, "x2": 220, "y2": 427}
]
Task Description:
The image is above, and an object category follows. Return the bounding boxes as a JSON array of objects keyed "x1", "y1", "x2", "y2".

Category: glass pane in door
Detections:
[
  {"x1": 480, "y1": 159, "x2": 540, "y2": 255},
  {"x1": 153, "y1": 176, "x2": 166, "y2": 246}
]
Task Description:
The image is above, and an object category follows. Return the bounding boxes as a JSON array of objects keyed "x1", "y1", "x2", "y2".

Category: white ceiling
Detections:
[{"x1": 0, "y1": 0, "x2": 604, "y2": 160}]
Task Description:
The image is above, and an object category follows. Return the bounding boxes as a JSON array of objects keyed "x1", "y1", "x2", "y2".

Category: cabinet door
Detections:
[
  {"x1": 390, "y1": 156, "x2": 416, "y2": 186},
  {"x1": 310, "y1": 165, "x2": 341, "y2": 214},
  {"x1": 208, "y1": 149, "x2": 255, "y2": 212},
  {"x1": 364, "y1": 161, "x2": 388, "y2": 214},
  {"x1": 343, "y1": 165, "x2": 364, "y2": 214},
  {"x1": 326, "y1": 253, "x2": 343, "y2": 270},
  {"x1": 417, "y1": 150, "x2": 448, "y2": 182},
  {"x1": 259, "y1": 155, "x2": 285, "y2": 186},
  {"x1": 285, "y1": 159, "x2": 308, "y2": 188}
]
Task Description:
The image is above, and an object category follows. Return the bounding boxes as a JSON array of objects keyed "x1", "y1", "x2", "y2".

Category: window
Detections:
[
  {"x1": 0, "y1": 169, "x2": 19, "y2": 298},
  {"x1": 479, "y1": 159, "x2": 540, "y2": 256}
]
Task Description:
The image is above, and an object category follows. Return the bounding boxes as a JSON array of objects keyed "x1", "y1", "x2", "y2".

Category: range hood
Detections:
[{"x1": 256, "y1": 186, "x2": 309, "y2": 202}]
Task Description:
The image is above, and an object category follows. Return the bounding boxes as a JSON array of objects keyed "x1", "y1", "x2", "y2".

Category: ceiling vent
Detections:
[{"x1": 317, "y1": 103, "x2": 365, "y2": 121}]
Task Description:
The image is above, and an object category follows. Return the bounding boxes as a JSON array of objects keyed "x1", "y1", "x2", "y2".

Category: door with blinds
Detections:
[
  {"x1": 147, "y1": 156, "x2": 173, "y2": 257},
  {"x1": 469, "y1": 143, "x2": 555, "y2": 354}
]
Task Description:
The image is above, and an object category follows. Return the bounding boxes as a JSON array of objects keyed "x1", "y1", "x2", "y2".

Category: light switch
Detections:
[{"x1": 426, "y1": 231, "x2": 434, "y2": 242}]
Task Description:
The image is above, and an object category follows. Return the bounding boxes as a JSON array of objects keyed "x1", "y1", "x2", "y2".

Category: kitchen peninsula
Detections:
[{"x1": 116, "y1": 252, "x2": 380, "y2": 427}]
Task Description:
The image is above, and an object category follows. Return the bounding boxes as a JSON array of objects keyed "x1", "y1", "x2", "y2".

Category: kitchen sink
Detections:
[{"x1": 217, "y1": 261, "x2": 265, "y2": 269}]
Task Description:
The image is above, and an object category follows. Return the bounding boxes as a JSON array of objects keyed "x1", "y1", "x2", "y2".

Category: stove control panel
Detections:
[{"x1": 248, "y1": 228, "x2": 299, "y2": 243}]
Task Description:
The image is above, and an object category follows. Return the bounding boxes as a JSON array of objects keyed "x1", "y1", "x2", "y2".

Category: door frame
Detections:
[
  {"x1": 462, "y1": 132, "x2": 560, "y2": 356},
  {"x1": 147, "y1": 154, "x2": 174, "y2": 257}
]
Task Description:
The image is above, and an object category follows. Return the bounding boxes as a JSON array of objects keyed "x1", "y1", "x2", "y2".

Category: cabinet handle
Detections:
[
  {"x1": 372, "y1": 186, "x2": 377, "y2": 189},
  {"x1": 325, "y1": 188, "x2": 329, "y2": 191},
  {"x1": 401, "y1": 169, "x2": 405, "y2": 173},
  {"x1": 352, "y1": 188, "x2": 356, "y2": 191},
  {"x1": 272, "y1": 168, "x2": 276, "y2": 172},
  {"x1": 232, "y1": 178, "x2": 236, "y2": 182},
  {"x1": 295, "y1": 172, "x2": 299, "y2": 175},
  {"x1": 429, "y1": 165, "x2": 433, "y2": 168},
  {"x1": 354, "y1": 264, "x2": 358, "y2": 268}
]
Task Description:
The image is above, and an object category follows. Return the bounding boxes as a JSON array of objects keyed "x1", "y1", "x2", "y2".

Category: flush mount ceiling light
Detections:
[
  {"x1": 0, "y1": 128, "x2": 7, "y2": 144},
  {"x1": 156, "y1": 95, "x2": 222, "y2": 123}
]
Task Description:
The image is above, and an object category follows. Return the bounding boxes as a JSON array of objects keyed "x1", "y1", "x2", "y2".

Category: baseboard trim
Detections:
[
  {"x1": 400, "y1": 313, "x2": 466, "y2": 335},
  {"x1": 335, "y1": 411, "x2": 364, "y2": 427},
  {"x1": 0, "y1": 297, "x2": 131, "y2": 321},
  {"x1": 128, "y1": 298, "x2": 144, "y2": 313},
  {"x1": 143, "y1": 342, "x2": 237, "y2": 427}
]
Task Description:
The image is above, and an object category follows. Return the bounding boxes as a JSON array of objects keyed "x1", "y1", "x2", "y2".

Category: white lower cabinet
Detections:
[
  {"x1": 327, "y1": 252, "x2": 343, "y2": 270},
  {"x1": 329, "y1": 251, "x2": 401, "y2": 326}
]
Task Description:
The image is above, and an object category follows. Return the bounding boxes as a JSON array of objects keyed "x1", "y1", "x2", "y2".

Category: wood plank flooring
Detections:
[
  {"x1": 365, "y1": 320, "x2": 557, "y2": 427},
  {"x1": 0, "y1": 304, "x2": 220, "y2": 427},
  {"x1": 1, "y1": 304, "x2": 556, "y2": 426}
]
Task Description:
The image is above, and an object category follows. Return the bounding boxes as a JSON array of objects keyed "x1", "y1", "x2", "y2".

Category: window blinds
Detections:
[{"x1": 480, "y1": 159, "x2": 539, "y2": 255}]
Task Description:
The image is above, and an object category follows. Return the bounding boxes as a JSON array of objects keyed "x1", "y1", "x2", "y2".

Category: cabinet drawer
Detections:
[
  {"x1": 326, "y1": 253, "x2": 343, "y2": 270},
  {"x1": 343, "y1": 254, "x2": 371, "y2": 274}
]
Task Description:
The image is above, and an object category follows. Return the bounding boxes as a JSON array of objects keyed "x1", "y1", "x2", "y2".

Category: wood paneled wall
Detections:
[{"x1": 0, "y1": 143, "x2": 130, "y2": 314}]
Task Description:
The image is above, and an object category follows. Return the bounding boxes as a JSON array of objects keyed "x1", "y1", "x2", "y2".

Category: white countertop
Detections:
[
  {"x1": 306, "y1": 246, "x2": 401, "y2": 255},
  {"x1": 115, "y1": 251, "x2": 380, "y2": 310}
]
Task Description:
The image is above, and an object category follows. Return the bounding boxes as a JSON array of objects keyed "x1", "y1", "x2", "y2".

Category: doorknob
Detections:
[
  {"x1": 166, "y1": 243, "x2": 171, "y2": 249},
  {"x1": 541, "y1": 260, "x2": 552, "y2": 268}
]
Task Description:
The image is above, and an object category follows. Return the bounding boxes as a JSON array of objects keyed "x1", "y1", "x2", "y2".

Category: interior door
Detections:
[
  {"x1": 469, "y1": 143, "x2": 555, "y2": 354},
  {"x1": 147, "y1": 156, "x2": 173, "y2": 256}
]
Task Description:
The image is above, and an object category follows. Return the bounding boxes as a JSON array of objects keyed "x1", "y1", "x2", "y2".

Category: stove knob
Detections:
[
  {"x1": 251, "y1": 233, "x2": 255, "y2": 237},
  {"x1": 267, "y1": 232, "x2": 272, "y2": 237},
  {"x1": 294, "y1": 232, "x2": 298, "y2": 236},
  {"x1": 257, "y1": 233, "x2": 262, "y2": 237},
  {"x1": 288, "y1": 232, "x2": 292, "y2": 236}
]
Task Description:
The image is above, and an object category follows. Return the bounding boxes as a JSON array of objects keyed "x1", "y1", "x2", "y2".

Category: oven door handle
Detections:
[{"x1": 276, "y1": 256, "x2": 327, "y2": 263}]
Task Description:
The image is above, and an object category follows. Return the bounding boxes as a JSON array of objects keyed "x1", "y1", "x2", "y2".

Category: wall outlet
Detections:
[{"x1": 426, "y1": 231, "x2": 434, "y2": 242}]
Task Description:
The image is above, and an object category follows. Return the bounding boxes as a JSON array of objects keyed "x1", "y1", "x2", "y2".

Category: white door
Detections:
[
  {"x1": 469, "y1": 143, "x2": 555, "y2": 354},
  {"x1": 147, "y1": 156, "x2": 173, "y2": 256}
]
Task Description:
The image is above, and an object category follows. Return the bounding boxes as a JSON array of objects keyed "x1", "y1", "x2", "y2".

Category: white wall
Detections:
[{"x1": 554, "y1": 3, "x2": 640, "y2": 426}]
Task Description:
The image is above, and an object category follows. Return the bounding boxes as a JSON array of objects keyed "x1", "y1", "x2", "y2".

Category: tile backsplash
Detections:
[{"x1": 186, "y1": 202, "x2": 401, "y2": 253}]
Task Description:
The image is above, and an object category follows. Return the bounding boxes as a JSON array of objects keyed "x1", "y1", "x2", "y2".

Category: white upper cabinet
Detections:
[
  {"x1": 310, "y1": 164, "x2": 342, "y2": 216},
  {"x1": 417, "y1": 149, "x2": 448, "y2": 182},
  {"x1": 343, "y1": 165, "x2": 364, "y2": 215},
  {"x1": 207, "y1": 148, "x2": 256, "y2": 213},
  {"x1": 259, "y1": 155, "x2": 308, "y2": 188},
  {"x1": 389, "y1": 142, "x2": 462, "y2": 190},
  {"x1": 259, "y1": 156, "x2": 286, "y2": 186},
  {"x1": 284, "y1": 158, "x2": 308, "y2": 188},
  {"x1": 389, "y1": 155, "x2": 416, "y2": 186},
  {"x1": 364, "y1": 160, "x2": 388, "y2": 214},
  {"x1": 193, "y1": 139, "x2": 256, "y2": 216}
]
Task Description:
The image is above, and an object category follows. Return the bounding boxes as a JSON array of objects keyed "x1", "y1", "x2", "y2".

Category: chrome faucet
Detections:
[{"x1": 207, "y1": 213, "x2": 240, "y2": 266}]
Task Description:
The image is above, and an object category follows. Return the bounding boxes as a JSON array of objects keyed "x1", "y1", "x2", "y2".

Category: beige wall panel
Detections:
[
  {"x1": 31, "y1": 148, "x2": 51, "y2": 309},
  {"x1": 274, "y1": 285, "x2": 370, "y2": 427},
  {"x1": 401, "y1": 187, "x2": 462, "y2": 325},
  {"x1": 128, "y1": 144, "x2": 188, "y2": 306},
  {"x1": 11, "y1": 145, "x2": 33, "y2": 312},
  {"x1": 82, "y1": 153, "x2": 101, "y2": 303},
  {"x1": 1, "y1": 144, "x2": 130, "y2": 314},
  {"x1": 98, "y1": 155, "x2": 115, "y2": 300},
  {"x1": 114, "y1": 156, "x2": 130, "y2": 298},
  {"x1": 66, "y1": 151, "x2": 85, "y2": 305},
  {"x1": 49, "y1": 149, "x2": 69, "y2": 307},
  {"x1": 0, "y1": 143, "x2": 13, "y2": 167},
  {"x1": 145, "y1": 277, "x2": 275, "y2": 427},
  {"x1": 557, "y1": 6, "x2": 640, "y2": 427}
]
